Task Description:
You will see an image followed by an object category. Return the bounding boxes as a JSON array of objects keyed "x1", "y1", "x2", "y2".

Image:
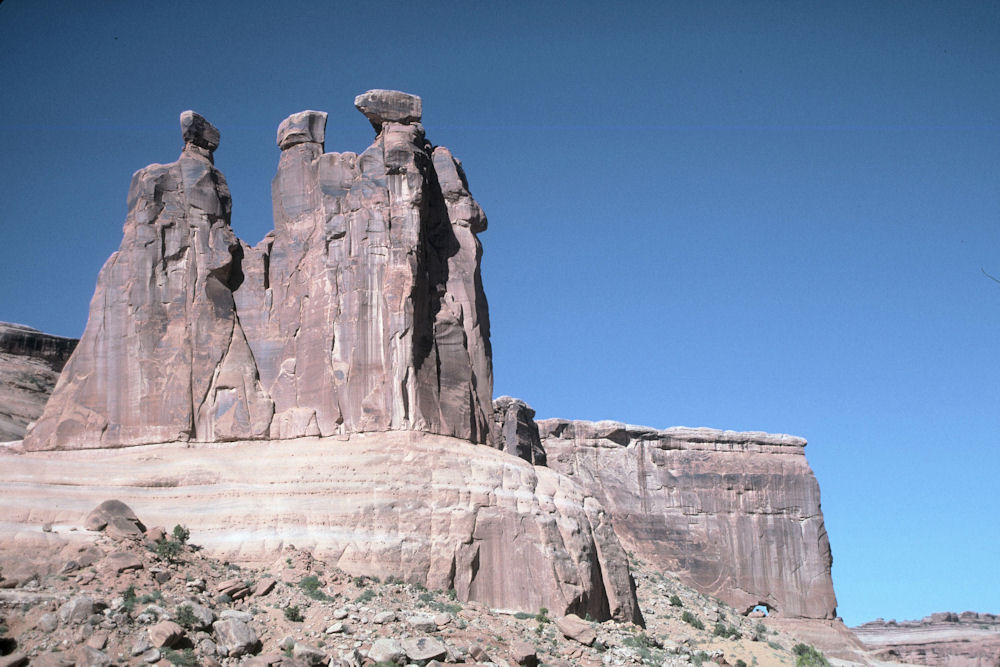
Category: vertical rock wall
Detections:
[
  {"x1": 525, "y1": 417, "x2": 838, "y2": 620},
  {"x1": 24, "y1": 91, "x2": 495, "y2": 450}
]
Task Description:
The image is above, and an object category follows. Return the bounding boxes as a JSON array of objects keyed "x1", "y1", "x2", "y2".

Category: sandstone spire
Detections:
[
  {"x1": 24, "y1": 112, "x2": 274, "y2": 450},
  {"x1": 26, "y1": 94, "x2": 495, "y2": 449}
]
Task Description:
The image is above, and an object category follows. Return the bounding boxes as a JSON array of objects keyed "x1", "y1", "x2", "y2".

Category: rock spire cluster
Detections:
[{"x1": 24, "y1": 90, "x2": 494, "y2": 450}]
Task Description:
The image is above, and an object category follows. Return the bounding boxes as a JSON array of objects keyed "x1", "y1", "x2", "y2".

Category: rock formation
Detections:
[
  {"x1": 0, "y1": 323, "x2": 77, "y2": 441},
  {"x1": 853, "y1": 612, "x2": 1000, "y2": 666},
  {"x1": 492, "y1": 396, "x2": 546, "y2": 465},
  {"x1": 490, "y1": 407, "x2": 838, "y2": 620},
  {"x1": 24, "y1": 91, "x2": 494, "y2": 450}
]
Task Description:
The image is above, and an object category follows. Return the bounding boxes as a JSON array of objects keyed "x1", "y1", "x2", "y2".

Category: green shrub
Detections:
[
  {"x1": 122, "y1": 585, "x2": 137, "y2": 612},
  {"x1": 284, "y1": 605, "x2": 303, "y2": 622},
  {"x1": 298, "y1": 575, "x2": 332, "y2": 601},
  {"x1": 793, "y1": 643, "x2": 831, "y2": 667},
  {"x1": 669, "y1": 594, "x2": 683, "y2": 607},
  {"x1": 536, "y1": 607, "x2": 550, "y2": 624},
  {"x1": 172, "y1": 524, "x2": 190, "y2": 544},
  {"x1": 355, "y1": 589, "x2": 375, "y2": 604},
  {"x1": 681, "y1": 610, "x2": 705, "y2": 630},
  {"x1": 513, "y1": 611, "x2": 534, "y2": 620},
  {"x1": 713, "y1": 622, "x2": 742, "y2": 640},
  {"x1": 155, "y1": 539, "x2": 183, "y2": 561},
  {"x1": 173, "y1": 605, "x2": 199, "y2": 629},
  {"x1": 752, "y1": 622, "x2": 767, "y2": 641},
  {"x1": 736, "y1": 660, "x2": 748, "y2": 667}
]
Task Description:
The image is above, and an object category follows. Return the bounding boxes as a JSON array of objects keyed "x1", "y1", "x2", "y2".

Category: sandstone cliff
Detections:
[
  {"x1": 23, "y1": 91, "x2": 493, "y2": 450},
  {"x1": 537, "y1": 419, "x2": 837, "y2": 620},
  {"x1": 492, "y1": 400, "x2": 838, "y2": 621},
  {"x1": 0, "y1": 323, "x2": 77, "y2": 441}
]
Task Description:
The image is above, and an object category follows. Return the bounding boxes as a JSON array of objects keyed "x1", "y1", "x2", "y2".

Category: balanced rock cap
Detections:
[
  {"x1": 276, "y1": 110, "x2": 328, "y2": 150},
  {"x1": 180, "y1": 111, "x2": 220, "y2": 151},
  {"x1": 354, "y1": 89, "x2": 422, "y2": 131}
]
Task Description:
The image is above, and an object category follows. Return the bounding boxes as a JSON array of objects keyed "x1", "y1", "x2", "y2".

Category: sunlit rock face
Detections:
[
  {"x1": 535, "y1": 418, "x2": 838, "y2": 620},
  {"x1": 23, "y1": 112, "x2": 273, "y2": 450},
  {"x1": 24, "y1": 91, "x2": 494, "y2": 449}
]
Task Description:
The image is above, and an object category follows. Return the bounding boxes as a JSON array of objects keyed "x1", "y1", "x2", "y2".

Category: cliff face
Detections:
[
  {"x1": 853, "y1": 612, "x2": 1000, "y2": 666},
  {"x1": 23, "y1": 91, "x2": 493, "y2": 451},
  {"x1": 531, "y1": 417, "x2": 838, "y2": 620},
  {"x1": 0, "y1": 323, "x2": 77, "y2": 441}
]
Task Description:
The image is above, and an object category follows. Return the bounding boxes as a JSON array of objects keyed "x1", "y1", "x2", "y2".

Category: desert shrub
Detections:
[
  {"x1": 669, "y1": 594, "x2": 683, "y2": 607},
  {"x1": 122, "y1": 585, "x2": 137, "y2": 612},
  {"x1": 736, "y1": 660, "x2": 748, "y2": 667},
  {"x1": 536, "y1": 607, "x2": 550, "y2": 624},
  {"x1": 354, "y1": 588, "x2": 375, "y2": 604},
  {"x1": 681, "y1": 610, "x2": 705, "y2": 630},
  {"x1": 139, "y1": 590, "x2": 163, "y2": 604},
  {"x1": 156, "y1": 539, "x2": 183, "y2": 561},
  {"x1": 752, "y1": 622, "x2": 767, "y2": 641},
  {"x1": 298, "y1": 575, "x2": 332, "y2": 601},
  {"x1": 172, "y1": 524, "x2": 190, "y2": 544},
  {"x1": 514, "y1": 611, "x2": 534, "y2": 620},
  {"x1": 713, "y1": 622, "x2": 742, "y2": 640},
  {"x1": 793, "y1": 644, "x2": 831, "y2": 667},
  {"x1": 284, "y1": 605, "x2": 303, "y2": 622},
  {"x1": 173, "y1": 605, "x2": 199, "y2": 629}
]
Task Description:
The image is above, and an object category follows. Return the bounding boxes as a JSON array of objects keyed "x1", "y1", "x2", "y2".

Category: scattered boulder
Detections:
[
  {"x1": 83, "y1": 500, "x2": 145, "y2": 535},
  {"x1": 0, "y1": 654, "x2": 28, "y2": 667},
  {"x1": 36, "y1": 612, "x2": 58, "y2": 632},
  {"x1": 510, "y1": 640, "x2": 539, "y2": 667},
  {"x1": 180, "y1": 110, "x2": 220, "y2": 152},
  {"x1": 147, "y1": 620, "x2": 184, "y2": 648},
  {"x1": 368, "y1": 637, "x2": 405, "y2": 664},
  {"x1": 292, "y1": 642, "x2": 328, "y2": 665},
  {"x1": 402, "y1": 636, "x2": 448, "y2": 663},
  {"x1": 57, "y1": 594, "x2": 95, "y2": 625},
  {"x1": 252, "y1": 578, "x2": 276, "y2": 596},
  {"x1": 102, "y1": 550, "x2": 143, "y2": 573},
  {"x1": 407, "y1": 614, "x2": 438, "y2": 632},
  {"x1": 555, "y1": 614, "x2": 596, "y2": 646},
  {"x1": 176, "y1": 601, "x2": 215, "y2": 630},
  {"x1": 212, "y1": 618, "x2": 260, "y2": 657}
]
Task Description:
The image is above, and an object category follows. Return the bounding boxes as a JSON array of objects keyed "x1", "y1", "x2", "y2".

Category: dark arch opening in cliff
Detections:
[{"x1": 746, "y1": 604, "x2": 772, "y2": 617}]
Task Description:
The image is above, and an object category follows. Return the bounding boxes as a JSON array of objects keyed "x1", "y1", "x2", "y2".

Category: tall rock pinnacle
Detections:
[
  {"x1": 24, "y1": 112, "x2": 274, "y2": 450},
  {"x1": 25, "y1": 93, "x2": 494, "y2": 449}
]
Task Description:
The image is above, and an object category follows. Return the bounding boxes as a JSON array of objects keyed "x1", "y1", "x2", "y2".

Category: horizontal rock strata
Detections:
[
  {"x1": 24, "y1": 90, "x2": 494, "y2": 450},
  {"x1": 534, "y1": 418, "x2": 838, "y2": 620},
  {"x1": 0, "y1": 432, "x2": 641, "y2": 624},
  {"x1": 0, "y1": 323, "x2": 77, "y2": 441},
  {"x1": 853, "y1": 612, "x2": 1000, "y2": 666}
]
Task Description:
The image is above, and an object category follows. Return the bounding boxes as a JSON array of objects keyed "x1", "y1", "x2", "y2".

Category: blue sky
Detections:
[{"x1": 1, "y1": 1, "x2": 997, "y2": 626}]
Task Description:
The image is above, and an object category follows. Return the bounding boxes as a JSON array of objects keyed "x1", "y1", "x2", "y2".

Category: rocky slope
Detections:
[
  {"x1": 853, "y1": 613, "x2": 1000, "y2": 666},
  {"x1": 24, "y1": 90, "x2": 493, "y2": 451},
  {"x1": 0, "y1": 498, "x2": 831, "y2": 666},
  {"x1": 0, "y1": 324, "x2": 76, "y2": 442}
]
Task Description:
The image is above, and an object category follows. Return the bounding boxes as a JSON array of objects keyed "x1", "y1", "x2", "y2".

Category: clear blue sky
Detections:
[{"x1": 1, "y1": 1, "x2": 997, "y2": 626}]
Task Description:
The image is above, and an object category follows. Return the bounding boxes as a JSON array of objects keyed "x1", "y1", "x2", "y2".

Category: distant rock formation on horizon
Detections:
[{"x1": 853, "y1": 611, "x2": 1000, "y2": 666}]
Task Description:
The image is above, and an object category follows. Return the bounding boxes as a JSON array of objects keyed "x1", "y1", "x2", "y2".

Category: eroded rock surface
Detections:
[
  {"x1": 24, "y1": 91, "x2": 494, "y2": 450},
  {"x1": 23, "y1": 112, "x2": 272, "y2": 450},
  {"x1": 534, "y1": 418, "x2": 838, "y2": 620},
  {"x1": 0, "y1": 323, "x2": 77, "y2": 441},
  {"x1": 853, "y1": 612, "x2": 1000, "y2": 666},
  {"x1": 0, "y1": 432, "x2": 640, "y2": 623}
]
